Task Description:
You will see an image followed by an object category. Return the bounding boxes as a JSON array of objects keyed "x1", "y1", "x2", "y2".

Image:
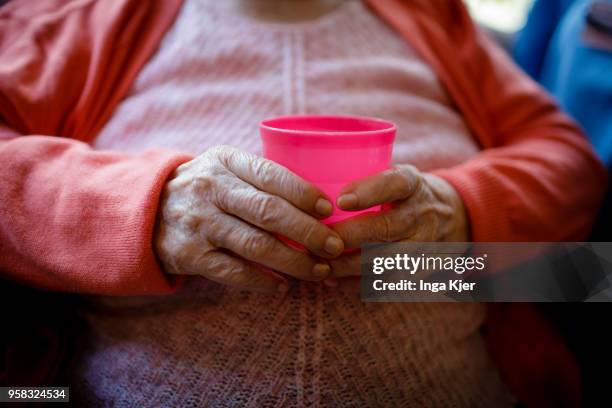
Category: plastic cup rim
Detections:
[{"x1": 259, "y1": 114, "x2": 397, "y2": 137}]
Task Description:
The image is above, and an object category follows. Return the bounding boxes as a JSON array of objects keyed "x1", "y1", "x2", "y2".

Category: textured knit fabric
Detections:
[
  {"x1": 70, "y1": 1, "x2": 513, "y2": 406},
  {"x1": 0, "y1": 0, "x2": 603, "y2": 405},
  {"x1": 94, "y1": 0, "x2": 479, "y2": 170},
  {"x1": 72, "y1": 287, "x2": 512, "y2": 407}
]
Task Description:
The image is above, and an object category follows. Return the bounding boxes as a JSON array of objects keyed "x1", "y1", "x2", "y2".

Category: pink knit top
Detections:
[{"x1": 72, "y1": 1, "x2": 514, "y2": 406}]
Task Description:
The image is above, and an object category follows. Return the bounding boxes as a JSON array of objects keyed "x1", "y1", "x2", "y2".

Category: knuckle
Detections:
[
  {"x1": 203, "y1": 212, "x2": 223, "y2": 236},
  {"x1": 391, "y1": 166, "x2": 417, "y2": 196},
  {"x1": 421, "y1": 211, "x2": 440, "y2": 241},
  {"x1": 206, "y1": 145, "x2": 245, "y2": 173},
  {"x1": 207, "y1": 262, "x2": 246, "y2": 286},
  {"x1": 374, "y1": 213, "x2": 394, "y2": 242},
  {"x1": 174, "y1": 243, "x2": 206, "y2": 275},
  {"x1": 253, "y1": 158, "x2": 277, "y2": 187},
  {"x1": 204, "y1": 145, "x2": 222, "y2": 158},
  {"x1": 300, "y1": 220, "x2": 325, "y2": 249},
  {"x1": 180, "y1": 213, "x2": 203, "y2": 235},
  {"x1": 251, "y1": 194, "x2": 281, "y2": 226},
  {"x1": 241, "y1": 232, "x2": 272, "y2": 260},
  {"x1": 171, "y1": 165, "x2": 220, "y2": 202},
  {"x1": 277, "y1": 169, "x2": 312, "y2": 202},
  {"x1": 206, "y1": 145, "x2": 233, "y2": 161},
  {"x1": 193, "y1": 173, "x2": 217, "y2": 192},
  {"x1": 202, "y1": 253, "x2": 224, "y2": 275},
  {"x1": 411, "y1": 168, "x2": 425, "y2": 191},
  {"x1": 223, "y1": 266, "x2": 251, "y2": 287},
  {"x1": 195, "y1": 212, "x2": 223, "y2": 245},
  {"x1": 156, "y1": 219, "x2": 217, "y2": 275},
  {"x1": 210, "y1": 179, "x2": 230, "y2": 209}
]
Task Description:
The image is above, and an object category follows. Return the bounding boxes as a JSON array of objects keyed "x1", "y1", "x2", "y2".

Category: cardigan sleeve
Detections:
[
  {"x1": 0, "y1": 0, "x2": 189, "y2": 295},
  {"x1": 0, "y1": 132, "x2": 191, "y2": 295},
  {"x1": 433, "y1": 27, "x2": 607, "y2": 242}
]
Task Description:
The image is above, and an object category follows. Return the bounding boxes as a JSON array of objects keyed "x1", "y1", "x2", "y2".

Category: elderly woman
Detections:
[{"x1": 0, "y1": 0, "x2": 605, "y2": 406}]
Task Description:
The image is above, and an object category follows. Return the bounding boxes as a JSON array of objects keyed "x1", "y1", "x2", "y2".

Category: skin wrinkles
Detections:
[
  {"x1": 155, "y1": 145, "x2": 345, "y2": 294},
  {"x1": 323, "y1": 167, "x2": 469, "y2": 291},
  {"x1": 155, "y1": 146, "x2": 468, "y2": 294}
]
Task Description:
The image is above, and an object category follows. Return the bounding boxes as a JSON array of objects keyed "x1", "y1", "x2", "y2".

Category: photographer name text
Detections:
[
  {"x1": 372, "y1": 279, "x2": 476, "y2": 293},
  {"x1": 369, "y1": 254, "x2": 486, "y2": 294}
]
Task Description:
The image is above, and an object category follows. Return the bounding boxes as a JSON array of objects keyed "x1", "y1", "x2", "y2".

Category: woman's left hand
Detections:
[{"x1": 325, "y1": 165, "x2": 469, "y2": 286}]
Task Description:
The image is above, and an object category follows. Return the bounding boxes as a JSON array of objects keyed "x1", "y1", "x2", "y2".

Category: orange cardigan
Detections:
[
  {"x1": 0, "y1": 0, "x2": 605, "y2": 294},
  {"x1": 0, "y1": 0, "x2": 605, "y2": 405}
]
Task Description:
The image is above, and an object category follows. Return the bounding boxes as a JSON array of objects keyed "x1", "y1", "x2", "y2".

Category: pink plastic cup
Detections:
[{"x1": 260, "y1": 115, "x2": 396, "y2": 224}]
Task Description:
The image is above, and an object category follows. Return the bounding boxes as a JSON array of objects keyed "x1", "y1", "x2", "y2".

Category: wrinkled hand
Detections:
[
  {"x1": 325, "y1": 165, "x2": 469, "y2": 286},
  {"x1": 155, "y1": 146, "x2": 345, "y2": 294}
]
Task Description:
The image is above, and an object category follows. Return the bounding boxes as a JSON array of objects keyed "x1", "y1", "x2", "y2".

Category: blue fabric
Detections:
[{"x1": 514, "y1": 0, "x2": 612, "y2": 167}]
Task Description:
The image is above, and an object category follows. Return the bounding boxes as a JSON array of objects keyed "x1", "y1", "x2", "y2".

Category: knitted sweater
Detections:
[
  {"x1": 0, "y1": 0, "x2": 602, "y2": 405},
  {"x1": 69, "y1": 1, "x2": 513, "y2": 406}
]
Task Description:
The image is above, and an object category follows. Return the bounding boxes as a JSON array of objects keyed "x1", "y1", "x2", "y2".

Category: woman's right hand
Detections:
[{"x1": 154, "y1": 145, "x2": 345, "y2": 294}]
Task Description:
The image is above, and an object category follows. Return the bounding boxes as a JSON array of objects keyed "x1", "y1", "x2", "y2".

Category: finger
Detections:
[
  {"x1": 332, "y1": 209, "x2": 417, "y2": 249},
  {"x1": 217, "y1": 182, "x2": 344, "y2": 258},
  {"x1": 337, "y1": 166, "x2": 422, "y2": 211},
  {"x1": 217, "y1": 146, "x2": 334, "y2": 218},
  {"x1": 328, "y1": 251, "x2": 361, "y2": 279},
  {"x1": 209, "y1": 213, "x2": 332, "y2": 281},
  {"x1": 190, "y1": 250, "x2": 288, "y2": 294}
]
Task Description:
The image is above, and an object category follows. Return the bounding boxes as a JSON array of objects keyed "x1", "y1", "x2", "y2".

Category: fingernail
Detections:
[
  {"x1": 337, "y1": 193, "x2": 358, "y2": 210},
  {"x1": 315, "y1": 198, "x2": 333, "y2": 217},
  {"x1": 324, "y1": 279, "x2": 338, "y2": 288},
  {"x1": 312, "y1": 263, "x2": 331, "y2": 279},
  {"x1": 277, "y1": 282, "x2": 290, "y2": 293},
  {"x1": 324, "y1": 236, "x2": 344, "y2": 256}
]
